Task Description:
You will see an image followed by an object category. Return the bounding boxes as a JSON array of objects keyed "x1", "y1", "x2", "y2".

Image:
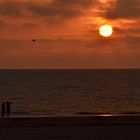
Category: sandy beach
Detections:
[{"x1": 0, "y1": 115, "x2": 140, "y2": 140}]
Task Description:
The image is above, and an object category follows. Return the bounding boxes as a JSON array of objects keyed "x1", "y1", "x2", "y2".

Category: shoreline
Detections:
[
  {"x1": 0, "y1": 114, "x2": 140, "y2": 127},
  {"x1": 0, "y1": 114, "x2": 140, "y2": 139}
]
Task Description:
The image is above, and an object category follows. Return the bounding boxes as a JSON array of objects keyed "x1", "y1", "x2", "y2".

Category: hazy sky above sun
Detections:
[{"x1": 0, "y1": 0, "x2": 140, "y2": 69}]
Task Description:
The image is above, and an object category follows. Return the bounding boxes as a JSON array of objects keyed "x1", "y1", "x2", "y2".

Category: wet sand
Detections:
[{"x1": 0, "y1": 115, "x2": 140, "y2": 140}]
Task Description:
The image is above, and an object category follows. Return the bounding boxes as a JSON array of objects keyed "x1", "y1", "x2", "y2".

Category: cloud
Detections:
[
  {"x1": 22, "y1": 22, "x2": 38, "y2": 28},
  {"x1": 0, "y1": 0, "x2": 97, "y2": 27},
  {"x1": 0, "y1": 19, "x2": 8, "y2": 28},
  {"x1": 103, "y1": 0, "x2": 140, "y2": 19},
  {"x1": 0, "y1": 0, "x2": 96, "y2": 18},
  {"x1": 0, "y1": 1, "x2": 25, "y2": 17},
  {"x1": 0, "y1": 19, "x2": 16, "y2": 29}
]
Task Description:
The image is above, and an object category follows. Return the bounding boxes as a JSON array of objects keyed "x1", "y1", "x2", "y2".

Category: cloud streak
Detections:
[
  {"x1": 103, "y1": 0, "x2": 140, "y2": 19},
  {"x1": 0, "y1": 0, "x2": 96, "y2": 18}
]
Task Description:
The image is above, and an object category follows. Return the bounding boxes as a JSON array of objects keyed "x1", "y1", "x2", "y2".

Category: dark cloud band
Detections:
[
  {"x1": 103, "y1": 0, "x2": 140, "y2": 19},
  {"x1": 0, "y1": 0, "x2": 96, "y2": 18}
]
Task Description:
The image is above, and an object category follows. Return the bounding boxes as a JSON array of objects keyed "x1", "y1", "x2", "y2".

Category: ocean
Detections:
[{"x1": 0, "y1": 69, "x2": 140, "y2": 116}]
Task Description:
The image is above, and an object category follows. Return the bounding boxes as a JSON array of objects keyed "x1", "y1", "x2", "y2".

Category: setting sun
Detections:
[{"x1": 99, "y1": 24, "x2": 113, "y2": 37}]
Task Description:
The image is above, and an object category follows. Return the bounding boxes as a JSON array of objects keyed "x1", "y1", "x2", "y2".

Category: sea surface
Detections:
[{"x1": 0, "y1": 69, "x2": 140, "y2": 116}]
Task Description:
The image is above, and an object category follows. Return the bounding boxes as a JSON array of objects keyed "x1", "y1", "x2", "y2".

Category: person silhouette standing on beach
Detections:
[
  {"x1": 6, "y1": 101, "x2": 11, "y2": 117},
  {"x1": 1, "y1": 102, "x2": 6, "y2": 117}
]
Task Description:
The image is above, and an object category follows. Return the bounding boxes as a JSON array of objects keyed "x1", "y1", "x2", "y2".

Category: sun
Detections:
[{"x1": 99, "y1": 24, "x2": 113, "y2": 37}]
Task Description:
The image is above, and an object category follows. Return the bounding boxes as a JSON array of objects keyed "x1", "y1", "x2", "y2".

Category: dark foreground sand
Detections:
[{"x1": 0, "y1": 115, "x2": 140, "y2": 140}]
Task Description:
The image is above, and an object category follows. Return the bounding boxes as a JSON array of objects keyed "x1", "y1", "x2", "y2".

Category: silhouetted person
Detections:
[
  {"x1": 6, "y1": 101, "x2": 11, "y2": 117},
  {"x1": 1, "y1": 102, "x2": 5, "y2": 117}
]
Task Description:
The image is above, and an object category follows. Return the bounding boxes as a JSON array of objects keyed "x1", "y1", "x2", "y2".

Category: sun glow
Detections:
[{"x1": 99, "y1": 24, "x2": 113, "y2": 37}]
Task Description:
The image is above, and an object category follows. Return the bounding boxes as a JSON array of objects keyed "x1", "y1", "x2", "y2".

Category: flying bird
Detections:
[{"x1": 32, "y1": 39, "x2": 36, "y2": 42}]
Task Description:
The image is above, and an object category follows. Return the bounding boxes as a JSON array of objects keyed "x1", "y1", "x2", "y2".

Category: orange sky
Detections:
[{"x1": 0, "y1": 0, "x2": 140, "y2": 69}]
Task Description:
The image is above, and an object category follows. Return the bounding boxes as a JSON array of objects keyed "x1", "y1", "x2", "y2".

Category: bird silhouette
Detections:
[{"x1": 32, "y1": 39, "x2": 36, "y2": 42}]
